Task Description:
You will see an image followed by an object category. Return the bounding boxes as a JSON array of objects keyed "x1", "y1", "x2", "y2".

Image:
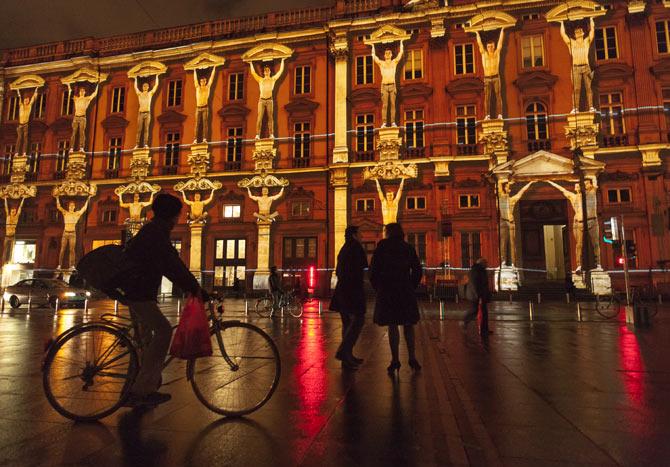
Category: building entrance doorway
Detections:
[{"x1": 519, "y1": 199, "x2": 569, "y2": 283}]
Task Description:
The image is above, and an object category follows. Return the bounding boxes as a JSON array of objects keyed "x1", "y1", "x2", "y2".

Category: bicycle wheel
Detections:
[
  {"x1": 188, "y1": 321, "x2": 280, "y2": 417},
  {"x1": 43, "y1": 323, "x2": 138, "y2": 421},
  {"x1": 255, "y1": 297, "x2": 273, "y2": 318},
  {"x1": 286, "y1": 296, "x2": 303, "y2": 318}
]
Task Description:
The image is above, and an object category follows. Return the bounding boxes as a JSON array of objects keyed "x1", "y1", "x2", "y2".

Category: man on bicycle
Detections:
[
  {"x1": 122, "y1": 193, "x2": 209, "y2": 407},
  {"x1": 268, "y1": 266, "x2": 282, "y2": 312}
]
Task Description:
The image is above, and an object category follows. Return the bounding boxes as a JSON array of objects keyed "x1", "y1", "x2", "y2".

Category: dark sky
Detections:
[{"x1": 0, "y1": 0, "x2": 328, "y2": 50}]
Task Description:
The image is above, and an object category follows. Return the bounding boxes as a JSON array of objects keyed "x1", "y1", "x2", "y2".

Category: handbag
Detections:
[{"x1": 169, "y1": 297, "x2": 212, "y2": 359}]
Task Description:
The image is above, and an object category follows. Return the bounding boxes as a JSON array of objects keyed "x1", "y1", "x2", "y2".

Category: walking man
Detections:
[
  {"x1": 330, "y1": 226, "x2": 368, "y2": 369},
  {"x1": 464, "y1": 258, "x2": 492, "y2": 335},
  {"x1": 268, "y1": 266, "x2": 282, "y2": 312}
]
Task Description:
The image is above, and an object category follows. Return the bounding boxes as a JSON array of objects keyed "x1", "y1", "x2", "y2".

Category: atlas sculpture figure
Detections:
[
  {"x1": 247, "y1": 186, "x2": 285, "y2": 223},
  {"x1": 119, "y1": 191, "x2": 156, "y2": 223},
  {"x1": 193, "y1": 69, "x2": 215, "y2": 143},
  {"x1": 498, "y1": 181, "x2": 534, "y2": 266},
  {"x1": 180, "y1": 191, "x2": 215, "y2": 224},
  {"x1": 475, "y1": 27, "x2": 506, "y2": 120},
  {"x1": 560, "y1": 18, "x2": 596, "y2": 114},
  {"x1": 250, "y1": 59, "x2": 285, "y2": 139},
  {"x1": 371, "y1": 42, "x2": 404, "y2": 127},
  {"x1": 375, "y1": 178, "x2": 405, "y2": 225},
  {"x1": 3, "y1": 197, "x2": 24, "y2": 264},
  {"x1": 69, "y1": 84, "x2": 99, "y2": 151},
  {"x1": 15, "y1": 88, "x2": 39, "y2": 155},
  {"x1": 133, "y1": 77, "x2": 160, "y2": 148},
  {"x1": 56, "y1": 196, "x2": 90, "y2": 269}
]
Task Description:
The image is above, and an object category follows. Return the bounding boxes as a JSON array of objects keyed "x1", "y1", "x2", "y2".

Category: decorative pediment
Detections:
[
  {"x1": 61, "y1": 68, "x2": 108, "y2": 86},
  {"x1": 599, "y1": 170, "x2": 639, "y2": 181},
  {"x1": 218, "y1": 104, "x2": 251, "y2": 121},
  {"x1": 50, "y1": 117, "x2": 73, "y2": 133},
  {"x1": 546, "y1": 1, "x2": 607, "y2": 23},
  {"x1": 513, "y1": 71, "x2": 558, "y2": 93},
  {"x1": 596, "y1": 62, "x2": 634, "y2": 83},
  {"x1": 400, "y1": 83, "x2": 433, "y2": 102},
  {"x1": 286, "y1": 186, "x2": 315, "y2": 200},
  {"x1": 9, "y1": 74, "x2": 45, "y2": 90},
  {"x1": 284, "y1": 98, "x2": 319, "y2": 118},
  {"x1": 101, "y1": 115, "x2": 130, "y2": 131},
  {"x1": 348, "y1": 87, "x2": 381, "y2": 104},
  {"x1": 650, "y1": 58, "x2": 670, "y2": 79},
  {"x1": 464, "y1": 10, "x2": 517, "y2": 33},
  {"x1": 29, "y1": 120, "x2": 49, "y2": 135},
  {"x1": 445, "y1": 78, "x2": 483, "y2": 97},
  {"x1": 127, "y1": 61, "x2": 167, "y2": 79},
  {"x1": 184, "y1": 53, "x2": 225, "y2": 71},
  {"x1": 492, "y1": 150, "x2": 605, "y2": 181},
  {"x1": 454, "y1": 177, "x2": 485, "y2": 188},
  {"x1": 356, "y1": 217, "x2": 383, "y2": 231},
  {"x1": 1, "y1": 124, "x2": 17, "y2": 139},
  {"x1": 98, "y1": 195, "x2": 117, "y2": 207},
  {"x1": 157, "y1": 110, "x2": 187, "y2": 125},
  {"x1": 220, "y1": 189, "x2": 245, "y2": 201},
  {"x1": 364, "y1": 25, "x2": 412, "y2": 45},
  {"x1": 242, "y1": 43, "x2": 293, "y2": 63}
]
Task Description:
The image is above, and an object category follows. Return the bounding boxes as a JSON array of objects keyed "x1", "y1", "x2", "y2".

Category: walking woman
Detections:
[{"x1": 369, "y1": 222, "x2": 423, "y2": 374}]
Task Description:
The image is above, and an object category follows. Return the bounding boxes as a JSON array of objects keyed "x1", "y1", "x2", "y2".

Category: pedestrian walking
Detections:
[
  {"x1": 330, "y1": 226, "x2": 368, "y2": 369},
  {"x1": 464, "y1": 258, "x2": 492, "y2": 335},
  {"x1": 268, "y1": 266, "x2": 282, "y2": 312},
  {"x1": 369, "y1": 223, "x2": 423, "y2": 375},
  {"x1": 122, "y1": 193, "x2": 209, "y2": 407}
]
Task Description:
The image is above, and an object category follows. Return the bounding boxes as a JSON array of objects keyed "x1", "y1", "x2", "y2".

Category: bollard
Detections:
[
  {"x1": 84, "y1": 298, "x2": 89, "y2": 315},
  {"x1": 244, "y1": 299, "x2": 248, "y2": 316},
  {"x1": 439, "y1": 301, "x2": 445, "y2": 320},
  {"x1": 1, "y1": 297, "x2": 4, "y2": 312},
  {"x1": 54, "y1": 298, "x2": 59, "y2": 315},
  {"x1": 576, "y1": 302, "x2": 582, "y2": 322},
  {"x1": 566, "y1": 293, "x2": 570, "y2": 304},
  {"x1": 537, "y1": 292, "x2": 541, "y2": 304},
  {"x1": 114, "y1": 300, "x2": 119, "y2": 315},
  {"x1": 28, "y1": 296, "x2": 32, "y2": 312},
  {"x1": 528, "y1": 301, "x2": 534, "y2": 320},
  {"x1": 177, "y1": 298, "x2": 182, "y2": 316}
]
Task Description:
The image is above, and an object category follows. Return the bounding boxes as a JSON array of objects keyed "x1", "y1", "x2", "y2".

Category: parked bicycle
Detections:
[
  {"x1": 255, "y1": 289, "x2": 304, "y2": 318},
  {"x1": 42, "y1": 296, "x2": 281, "y2": 422},
  {"x1": 594, "y1": 285, "x2": 659, "y2": 319}
]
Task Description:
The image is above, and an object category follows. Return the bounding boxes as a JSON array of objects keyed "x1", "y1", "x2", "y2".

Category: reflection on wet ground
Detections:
[{"x1": 1, "y1": 298, "x2": 669, "y2": 466}]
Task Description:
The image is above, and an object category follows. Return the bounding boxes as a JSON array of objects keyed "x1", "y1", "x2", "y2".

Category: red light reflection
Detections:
[{"x1": 618, "y1": 324, "x2": 645, "y2": 407}]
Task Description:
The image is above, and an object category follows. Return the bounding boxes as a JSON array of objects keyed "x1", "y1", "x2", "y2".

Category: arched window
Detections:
[{"x1": 526, "y1": 102, "x2": 548, "y2": 140}]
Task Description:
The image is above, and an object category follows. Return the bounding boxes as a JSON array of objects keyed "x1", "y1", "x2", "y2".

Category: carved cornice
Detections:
[
  {"x1": 599, "y1": 170, "x2": 639, "y2": 182},
  {"x1": 513, "y1": 70, "x2": 558, "y2": 93},
  {"x1": 157, "y1": 109, "x2": 187, "y2": 125},
  {"x1": 218, "y1": 103, "x2": 251, "y2": 121},
  {"x1": 284, "y1": 98, "x2": 319, "y2": 118},
  {"x1": 348, "y1": 87, "x2": 381, "y2": 105},
  {"x1": 30, "y1": 120, "x2": 49, "y2": 135},
  {"x1": 596, "y1": 62, "x2": 634, "y2": 83},
  {"x1": 454, "y1": 177, "x2": 486, "y2": 188},
  {"x1": 101, "y1": 114, "x2": 130, "y2": 131},
  {"x1": 286, "y1": 185, "x2": 315, "y2": 199},
  {"x1": 650, "y1": 58, "x2": 670, "y2": 79},
  {"x1": 400, "y1": 83, "x2": 433, "y2": 102},
  {"x1": 220, "y1": 190, "x2": 245, "y2": 201},
  {"x1": 445, "y1": 78, "x2": 483, "y2": 97},
  {"x1": 49, "y1": 116, "x2": 73, "y2": 133}
]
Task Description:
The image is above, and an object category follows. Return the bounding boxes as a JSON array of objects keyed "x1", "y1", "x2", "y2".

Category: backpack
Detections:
[{"x1": 76, "y1": 245, "x2": 139, "y2": 302}]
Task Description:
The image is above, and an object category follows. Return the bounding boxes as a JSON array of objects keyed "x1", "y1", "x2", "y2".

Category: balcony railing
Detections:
[
  {"x1": 601, "y1": 133, "x2": 628, "y2": 148},
  {"x1": 456, "y1": 144, "x2": 478, "y2": 156},
  {"x1": 104, "y1": 168, "x2": 119, "y2": 179},
  {"x1": 527, "y1": 139, "x2": 552, "y2": 151},
  {"x1": 354, "y1": 151, "x2": 375, "y2": 162},
  {"x1": 405, "y1": 147, "x2": 425, "y2": 158},
  {"x1": 292, "y1": 157, "x2": 311, "y2": 168},
  {"x1": 161, "y1": 165, "x2": 178, "y2": 175}
]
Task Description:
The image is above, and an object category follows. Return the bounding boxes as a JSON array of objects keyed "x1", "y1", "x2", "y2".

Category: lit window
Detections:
[
  {"x1": 521, "y1": 35, "x2": 544, "y2": 68},
  {"x1": 111, "y1": 87, "x2": 125, "y2": 113},
  {"x1": 223, "y1": 205, "x2": 241, "y2": 218},
  {"x1": 101, "y1": 209, "x2": 118, "y2": 224},
  {"x1": 356, "y1": 56, "x2": 373, "y2": 85},
  {"x1": 167, "y1": 80, "x2": 183, "y2": 107},
  {"x1": 228, "y1": 73, "x2": 244, "y2": 100},
  {"x1": 404, "y1": 50, "x2": 423, "y2": 80},
  {"x1": 657, "y1": 20, "x2": 670, "y2": 54},
  {"x1": 607, "y1": 188, "x2": 631, "y2": 203},
  {"x1": 61, "y1": 90, "x2": 74, "y2": 116},
  {"x1": 405, "y1": 110, "x2": 424, "y2": 149},
  {"x1": 107, "y1": 137, "x2": 122, "y2": 170},
  {"x1": 456, "y1": 105, "x2": 476, "y2": 145},
  {"x1": 2, "y1": 145, "x2": 14, "y2": 175},
  {"x1": 599, "y1": 93, "x2": 625, "y2": 135},
  {"x1": 56, "y1": 140, "x2": 69, "y2": 172},
  {"x1": 166, "y1": 132, "x2": 180, "y2": 166},
  {"x1": 27, "y1": 142, "x2": 40, "y2": 173},
  {"x1": 356, "y1": 114, "x2": 374, "y2": 152},
  {"x1": 7, "y1": 95, "x2": 19, "y2": 121},
  {"x1": 595, "y1": 27, "x2": 618, "y2": 61},
  {"x1": 406, "y1": 196, "x2": 426, "y2": 210},
  {"x1": 291, "y1": 200, "x2": 311, "y2": 217},
  {"x1": 663, "y1": 88, "x2": 670, "y2": 131},
  {"x1": 294, "y1": 65, "x2": 311, "y2": 94},
  {"x1": 454, "y1": 44, "x2": 475, "y2": 75},
  {"x1": 356, "y1": 198, "x2": 374, "y2": 212},
  {"x1": 526, "y1": 102, "x2": 548, "y2": 140},
  {"x1": 227, "y1": 127, "x2": 243, "y2": 162},
  {"x1": 293, "y1": 122, "x2": 311, "y2": 159},
  {"x1": 459, "y1": 194, "x2": 480, "y2": 208}
]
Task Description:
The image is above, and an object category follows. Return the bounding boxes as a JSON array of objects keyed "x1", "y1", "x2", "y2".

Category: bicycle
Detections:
[
  {"x1": 595, "y1": 286, "x2": 659, "y2": 319},
  {"x1": 255, "y1": 289, "x2": 304, "y2": 318},
  {"x1": 42, "y1": 296, "x2": 281, "y2": 422}
]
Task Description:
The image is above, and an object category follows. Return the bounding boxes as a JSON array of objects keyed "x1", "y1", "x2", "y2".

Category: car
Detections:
[{"x1": 2, "y1": 278, "x2": 91, "y2": 309}]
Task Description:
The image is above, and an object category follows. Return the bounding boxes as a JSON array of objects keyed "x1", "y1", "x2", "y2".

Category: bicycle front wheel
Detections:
[
  {"x1": 42, "y1": 324, "x2": 138, "y2": 421},
  {"x1": 188, "y1": 321, "x2": 280, "y2": 417},
  {"x1": 255, "y1": 297, "x2": 273, "y2": 318},
  {"x1": 286, "y1": 296, "x2": 303, "y2": 318}
]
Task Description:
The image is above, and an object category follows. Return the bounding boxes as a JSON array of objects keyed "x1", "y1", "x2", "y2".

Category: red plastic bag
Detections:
[{"x1": 169, "y1": 297, "x2": 212, "y2": 359}]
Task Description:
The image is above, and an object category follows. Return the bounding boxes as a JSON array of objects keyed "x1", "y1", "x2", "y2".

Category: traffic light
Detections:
[
  {"x1": 603, "y1": 217, "x2": 619, "y2": 243},
  {"x1": 612, "y1": 240, "x2": 625, "y2": 266},
  {"x1": 626, "y1": 241, "x2": 637, "y2": 259}
]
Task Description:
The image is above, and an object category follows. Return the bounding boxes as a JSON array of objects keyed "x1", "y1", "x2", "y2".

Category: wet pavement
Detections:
[{"x1": 1, "y1": 298, "x2": 670, "y2": 466}]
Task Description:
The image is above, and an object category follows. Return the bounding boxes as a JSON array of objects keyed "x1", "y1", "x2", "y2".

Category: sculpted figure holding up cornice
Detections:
[
  {"x1": 180, "y1": 191, "x2": 215, "y2": 224},
  {"x1": 247, "y1": 186, "x2": 284, "y2": 223},
  {"x1": 120, "y1": 191, "x2": 156, "y2": 223},
  {"x1": 3, "y1": 198, "x2": 24, "y2": 264},
  {"x1": 193, "y1": 69, "x2": 215, "y2": 144},
  {"x1": 498, "y1": 181, "x2": 534, "y2": 266},
  {"x1": 133, "y1": 77, "x2": 160, "y2": 148},
  {"x1": 560, "y1": 18, "x2": 596, "y2": 114},
  {"x1": 69, "y1": 84, "x2": 99, "y2": 152},
  {"x1": 56, "y1": 196, "x2": 90, "y2": 269},
  {"x1": 15, "y1": 88, "x2": 40, "y2": 155},
  {"x1": 376, "y1": 178, "x2": 405, "y2": 225},
  {"x1": 371, "y1": 42, "x2": 404, "y2": 127},
  {"x1": 250, "y1": 59, "x2": 285, "y2": 139},
  {"x1": 475, "y1": 27, "x2": 506, "y2": 120}
]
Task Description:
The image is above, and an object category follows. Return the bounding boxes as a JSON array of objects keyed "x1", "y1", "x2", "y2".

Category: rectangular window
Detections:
[
  {"x1": 214, "y1": 238, "x2": 246, "y2": 287},
  {"x1": 356, "y1": 114, "x2": 374, "y2": 152},
  {"x1": 599, "y1": 93, "x2": 625, "y2": 135},
  {"x1": 61, "y1": 90, "x2": 74, "y2": 116},
  {"x1": 356, "y1": 198, "x2": 375, "y2": 212},
  {"x1": 108, "y1": 137, "x2": 122, "y2": 170},
  {"x1": 56, "y1": 140, "x2": 69, "y2": 173},
  {"x1": 2, "y1": 145, "x2": 14, "y2": 176},
  {"x1": 27, "y1": 142, "x2": 40, "y2": 174},
  {"x1": 521, "y1": 35, "x2": 544, "y2": 68},
  {"x1": 111, "y1": 87, "x2": 125, "y2": 113},
  {"x1": 406, "y1": 196, "x2": 426, "y2": 210},
  {"x1": 461, "y1": 232, "x2": 481, "y2": 269},
  {"x1": 405, "y1": 109, "x2": 424, "y2": 149},
  {"x1": 165, "y1": 132, "x2": 180, "y2": 166},
  {"x1": 283, "y1": 237, "x2": 317, "y2": 260},
  {"x1": 7, "y1": 95, "x2": 19, "y2": 121},
  {"x1": 404, "y1": 50, "x2": 423, "y2": 80},
  {"x1": 101, "y1": 209, "x2": 118, "y2": 224},
  {"x1": 356, "y1": 56, "x2": 373, "y2": 85},
  {"x1": 459, "y1": 194, "x2": 480, "y2": 208},
  {"x1": 456, "y1": 105, "x2": 477, "y2": 145},
  {"x1": 291, "y1": 200, "x2": 311, "y2": 217},
  {"x1": 32, "y1": 93, "x2": 46, "y2": 119},
  {"x1": 223, "y1": 204, "x2": 241, "y2": 219},
  {"x1": 657, "y1": 20, "x2": 670, "y2": 54},
  {"x1": 664, "y1": 88, "x2": 670, "y2": 133},
  {"x1": 595, "y1": 27, "x2": 618, "y2": 61},
  {"x1": 294, "y1": 65, "x2": 311, "y2": 94},
  {"x1": 407, "y1": 232, "x2": 427, "y2": 263},
  {"x1": 293, "y1": 122, "x2": 311, "y2": 159},
  {"x1": 167, "y1": 80, "x2": 183, "y2": 107},
  {"x1": 228, "y1": 73, "x2": 244, "y2": 100},
  {"x1": 607, "y1": 188, "x2": 631, "y2": 203},
  {"x1": 454, "y1": 43, "x2": 475, "y2": 75},
  {"x1": 227, "y1": 127, "x2": 243, "y2": 162}
]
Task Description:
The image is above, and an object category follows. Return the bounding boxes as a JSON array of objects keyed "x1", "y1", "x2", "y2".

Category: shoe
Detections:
[
  {"x1": 484, "y1": 115, "x2": 490, "y2": 120},
  {"x1": 387, "y1": 361, "x2": 401, "y2": 375},
  {"x1": 255, "y1": 135, "x2": 260, "y2": 140},
  {"x1": 497, "y1": 114, "x2": 503, "y2": 120},
  {"x1": 391, "y1": 123, "x2": 397, "y2": 127},
  {"x1": 570, "y1": 108, "x2": 578, "y2": 114},
  {"x1": 408, "y1": 359, "x2": 422, "y2": 371},
  {"x1": 589, "y1": 107, "x2": 596, "y2": 113},
  {"x1": 270, "y1": 134, "x2": 275, "y2": 139},
  {"x1": 381, "y1": 123, "x2": 387, "y2": 128}
]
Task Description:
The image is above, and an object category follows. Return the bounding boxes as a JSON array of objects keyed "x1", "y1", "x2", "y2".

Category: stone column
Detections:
[
  {"x1": 330, "y1": 33, "x2": 349, "y2": 164},
  {"x1": 253, "y1": 220, "x2": 273, "y2": 290},
  {"x1": 330, "y1": 166, "x2": 348, "y2": 270},
  {"x1": 189, "y1": 222, "x2": 204, "y2": 282}
]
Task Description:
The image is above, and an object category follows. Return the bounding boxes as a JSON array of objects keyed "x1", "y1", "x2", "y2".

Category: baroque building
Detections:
[{"x1": 0, "y1": 0, "x2": 669, "y2": 296}]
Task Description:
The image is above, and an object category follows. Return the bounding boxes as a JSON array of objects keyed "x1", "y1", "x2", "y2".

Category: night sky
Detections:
[{"x1": 0, "y1": 0, "x2": 328, "y2": 50}]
